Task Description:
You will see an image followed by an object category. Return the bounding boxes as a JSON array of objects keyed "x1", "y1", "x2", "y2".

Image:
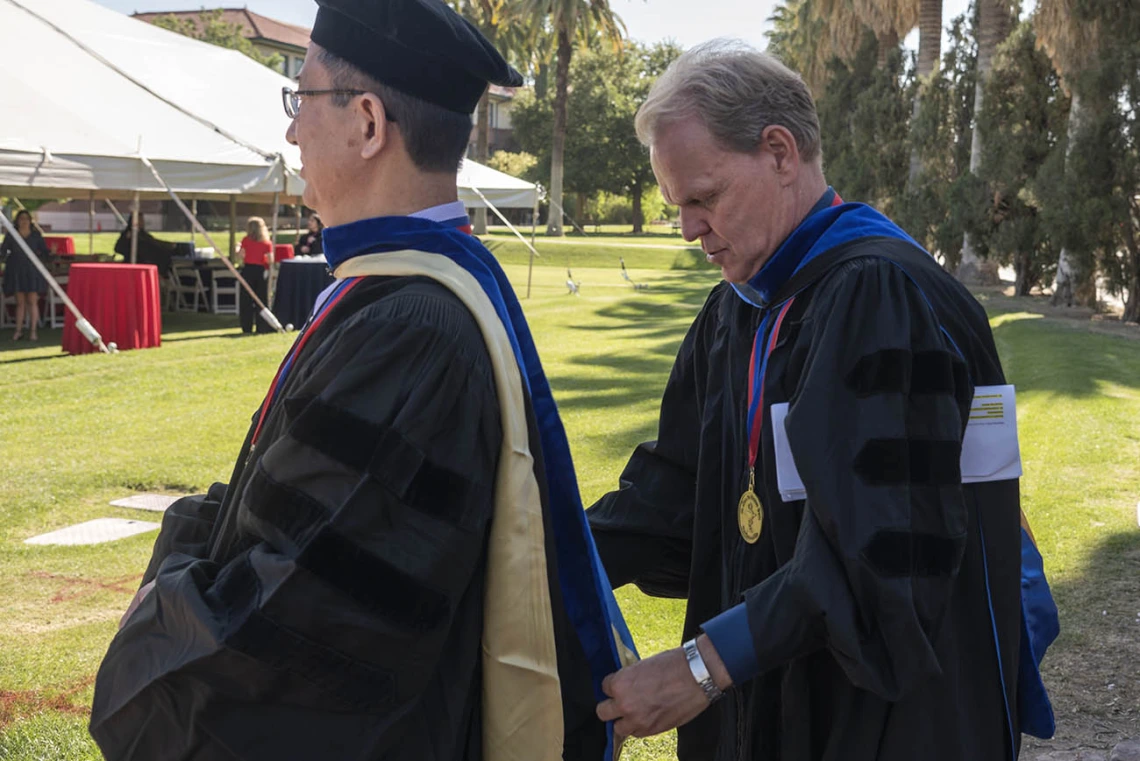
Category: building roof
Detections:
[{"x1": 132, "y1": 8, "x2": 311, "y2": 51}]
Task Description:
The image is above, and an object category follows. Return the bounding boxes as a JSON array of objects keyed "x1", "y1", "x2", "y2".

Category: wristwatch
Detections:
[{"x1": 683, "y1": 638, "x2": 724, "y2": 703}]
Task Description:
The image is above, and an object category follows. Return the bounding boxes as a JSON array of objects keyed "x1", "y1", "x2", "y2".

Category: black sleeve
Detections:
[
  {"x1": 91, "y1": 290, "x2": 502, "y2": 760},
  {"x1": 742, "y1": 259, "x2": 973, "y2": 700},
  {"x1": 586, "y1": 286, "x2": 726, "y2": 598},
  {"x1": 140, "y1": 482, "x2": 228, "y2": 585}
]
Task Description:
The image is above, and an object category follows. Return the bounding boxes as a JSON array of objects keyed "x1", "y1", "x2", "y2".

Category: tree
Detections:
[
  {"x1": 895, "y1": 12, "x2": 978, "y2": 267},
  {"x1": 1034, "y1": 0, "x2": 1102, "y2": 305},
  {"x1": 816, "y1": 35, "x2": 914, "y2": 213},
  {"x1": 488, "y1": 150, "x2": 539, "y2": 178},
  {"x1": 520, "y1": 0, "x2": 625, "y2": 235},
  {"x1": 908, "y1": 0, "x2": 944, "y2": 186},
  {"x1": 447, "y1": 0, "x2": 532, "y2": 233},
  {"x1": 974, "y1": 21, "x2": 1069, "y2": 295},
  {"x1": 148, "y1": 10, "x2": 283, "y2": 71},
  {"x1": 956, "y1": 0, "x2": 1015, "y2": 284},
  {"x1": 1038, "y1": 0, "x2": 1140, "y2": 320},
  {"x1": 511, "y1": 41, "x2": 681, "y2": 232}
]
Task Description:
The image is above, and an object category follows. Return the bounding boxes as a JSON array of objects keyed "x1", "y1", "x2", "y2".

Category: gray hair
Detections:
[
  {"x1": 316, "y1": 47, "x2": 473, "y2": 173},
  {"x1": 635, "y1": 39, "x2": 822, "y2": 162}
]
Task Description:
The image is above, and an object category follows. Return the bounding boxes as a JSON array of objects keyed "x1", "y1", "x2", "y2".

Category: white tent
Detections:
[{"x1": 0, "y1": 0, "x2": 539, "y2": 209}]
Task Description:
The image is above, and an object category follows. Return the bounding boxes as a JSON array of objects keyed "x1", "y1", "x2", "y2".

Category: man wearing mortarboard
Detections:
[{"x1": 89, "y1": 2, "x2": 637, "y2": 759}]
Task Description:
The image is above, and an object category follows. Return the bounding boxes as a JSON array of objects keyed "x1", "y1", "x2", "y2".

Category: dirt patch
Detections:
[
  {"x1": 0, "y1": 678, "x2": 93, "y2": 732},
  {"x1": 29, "y1": 572, "x2": 142, "y2": 604}
]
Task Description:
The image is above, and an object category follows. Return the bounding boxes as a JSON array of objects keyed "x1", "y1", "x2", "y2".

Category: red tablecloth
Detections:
[
  {"x1": 275, "y1": 243, "x2": 294, "y2": 261},
  {"x1": 43, "y1": 236, "x2": 76, "y2": 255},
  {"x1": 63, "y1": 264, "x2": 161, "y2": 355}
]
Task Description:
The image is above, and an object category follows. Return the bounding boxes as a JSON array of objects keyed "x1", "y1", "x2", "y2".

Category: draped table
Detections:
[
  {"x1": 63, "y1": 263, "x2": 161, "y2": 354},
  {"x1": 273, "y1": 259, "x2": 334, "y2": 329}
]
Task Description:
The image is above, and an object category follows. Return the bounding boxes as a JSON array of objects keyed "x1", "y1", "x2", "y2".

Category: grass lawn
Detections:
[{"x1": 0, "y1": 263, "x2": 1138, "y2": 759}]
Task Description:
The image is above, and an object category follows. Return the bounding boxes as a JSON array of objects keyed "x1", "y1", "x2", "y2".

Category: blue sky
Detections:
[{"x1": 94, "y1": 0, "x2": 981, "y2": 53}]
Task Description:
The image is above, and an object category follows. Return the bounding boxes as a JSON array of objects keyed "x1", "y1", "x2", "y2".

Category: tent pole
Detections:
[
  {"x1": 528, "y1": 195, "x2": 539, "y2": 299},
  {"x1": 0, "y1": 210, "x2": 110, "y2": 353},
  {"x1": 105, "y1": 200, "x2": 127, "y2": 227},
  {"x1": 270, "y1": 192, "x2": 279, "y2": 249},
  {"x1": 229, "y1": 195, "x2": 237, "y2": 258},
  {"x1": 88, "y1": 191, "x2": 95, "y2": 255},
  {"x1": 139, "y1": 157, "x2": 284, "y2": 333},
  {"x1": 467, "y1": 185, "x2": 540, "y2": 260},
  {"x1": 191, "y1": 199, "x2": 197, "y2": 248},
  {"x1": 129, "y1": 192, "x2": 140, "y2": 264},
  {"x1": 269, "y1": 191, "x2": 280, "y2": 304}
]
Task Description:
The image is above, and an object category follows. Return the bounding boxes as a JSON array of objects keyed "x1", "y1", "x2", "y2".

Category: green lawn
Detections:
[{"x1": 0, "y1": 266, "x2": 1137, "y2": 759}]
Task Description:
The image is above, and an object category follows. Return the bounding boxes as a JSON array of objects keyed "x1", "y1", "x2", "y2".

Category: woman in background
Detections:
[
  {"x1": 297, "y1": 214, "x2": 324, "y2": 257},
  {"x1": 237, "y1": 216, "x2": 274, "y2": 334},
  {"x1": 1, "y1": 210, "x2": 50, "y2": 341}
]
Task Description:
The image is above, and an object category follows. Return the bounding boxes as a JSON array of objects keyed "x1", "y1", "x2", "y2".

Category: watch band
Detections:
[{"x1": 683, "y1": 638, "x2": 724, "y2": 703}]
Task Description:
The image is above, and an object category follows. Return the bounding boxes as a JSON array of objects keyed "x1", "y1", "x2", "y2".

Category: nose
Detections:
[
  {"x1": 679, "y1": 208, "x2": 710, "y2": 244},
  {"x1": 286, "y1": 117, "x2": 298, "y2": 147}
]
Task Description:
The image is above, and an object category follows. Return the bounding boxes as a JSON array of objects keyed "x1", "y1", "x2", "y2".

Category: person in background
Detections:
[
  {"x1": 1, "y1": 209, "x2": 50, "y2": 341},
  {"x1": 297, "y1": 213, "x2": 324, "y2": 256},
  {"x1": 113, "y1": 214, "x2": 175, "y2": 279},
  {"x1": 237, "y1": 216, "x2": 274, "y2": 334}
]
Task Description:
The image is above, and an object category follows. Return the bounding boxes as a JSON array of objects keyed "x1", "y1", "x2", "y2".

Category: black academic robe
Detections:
[
  {"x1": 90, "y1": 276, "x2": 604, "y2": 760},
  {"x1": 588, "y1": 238, "x2": 1023, "y2": 761}
]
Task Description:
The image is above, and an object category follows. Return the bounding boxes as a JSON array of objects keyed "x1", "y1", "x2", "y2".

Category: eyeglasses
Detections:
[{"x1": 282, "y1": 87, "x2": 397, "y2": 122}]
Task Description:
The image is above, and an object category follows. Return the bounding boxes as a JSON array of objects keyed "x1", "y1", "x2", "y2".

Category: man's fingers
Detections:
[
  {"x1": 596, "y1": 698, "x2": 621, "y2": 723},
  {"x1": 601, "y1": 672, "x2": 617, "y2": 697}
]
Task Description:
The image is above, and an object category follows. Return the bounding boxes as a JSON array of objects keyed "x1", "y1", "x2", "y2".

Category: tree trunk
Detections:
[
  {"x1": 877, "y1": 28, "x2": 899, "y2": 69},
  {"x1": 1014, "y1": 250, "x2": 1031, "y2": 296},
  {"x1": 1123, "y1": 270, "x2": 1140, "y2": 323},
  {"x1": 473, "y1": 91, "x2": 492, "y2": 235},
  {"x1": 546, "y1": 27, "x2": 572, "y2": 237},
  {"x1": 1052, "y1": 92, "x2": 1084, "y2": 306},
  {"x1": 632, "y1": 182, "x2": 644, "y2": 234},
  {"x1": 958, "y1": 0, "x2": 1012, "y2": 285},
  {"x1": 909, "y1": 0, "x2": 943, "y2": 187}
]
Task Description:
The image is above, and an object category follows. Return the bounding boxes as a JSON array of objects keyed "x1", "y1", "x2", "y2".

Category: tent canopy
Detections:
[{"x1": 1, "y1": 0, "x2": 538, "y2": 208}]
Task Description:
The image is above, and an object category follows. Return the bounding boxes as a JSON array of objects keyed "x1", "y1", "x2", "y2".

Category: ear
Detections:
[
  {"x1": 761, "y1": 125, "x2": 801, "y2": 181},
  {"x1": 357, "y1": 93, "x2": 392, "y2": 160}
]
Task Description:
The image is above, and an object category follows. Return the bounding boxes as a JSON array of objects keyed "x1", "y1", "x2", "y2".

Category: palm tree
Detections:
[
  {"x1": 852, "y1": 0, "x2": 918, "y2": 67},
  {"x1": 908, "y1": 0, "x2": 943, "y2": 185},
  {"x1": 522, "y1": 0, "x2": 625, "y2": 236},
  {"x1": 957, "y1": 0, "x2": 1015, "y2": 284},
  {"x1": 1034, "y1": 0, "x2": 1100, "y2": 305},
  {"x1": 448, "y1": 0, "x2": 531, "y2": 234},
  {"x1": 769, "y1": 0, "x2": 919, "y2": 94}
]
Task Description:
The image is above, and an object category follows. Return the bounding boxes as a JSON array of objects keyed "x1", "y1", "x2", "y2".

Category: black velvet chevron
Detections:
[
  {"x1": 229, "y1": 609, "x2": 396, "y2": 710},
  {"x1": 861, "y1": 529, "x2": 964, "y2": 578},
  {"x1": 290, "y1": 398, "x2": 483, "y2": 526},
  {"x1": 298, "y1": 525, "x2": 451, "y2": 633},
  {"x1": 216, "y1": 556, "x2": 396, "y2": 711},
  {"x1": 845, "y1": 349, "x2": 964, "y2": 398},
  {"x1": 246, "y1": 463, "x2": 331, "y2": 544},
  {"x1": 853, "y1": 439, "x2": 962, "y2": 486}
]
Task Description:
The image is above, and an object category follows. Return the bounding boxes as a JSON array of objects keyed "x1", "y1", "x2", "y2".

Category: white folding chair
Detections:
[
  {"x1": 0, "y1": 290, "x2": 12, "y2": 328},
  {"x1": 47, "y1": 276, "x2": 68, "y2": 328},
  {"x1": 170, "y1": 263, "x2": 207, "y2": 312},
  {"x1": 210, "y1": 268, "x2": 239, "y2": 315}
]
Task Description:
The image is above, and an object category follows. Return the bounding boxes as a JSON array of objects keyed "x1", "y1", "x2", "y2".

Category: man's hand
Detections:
[
  {"x1": 119, "y1": 580, "x2": 156, "y2": 630},
  {"x1": 596, "y1": 635, "x2": 731, "y2": 738}
]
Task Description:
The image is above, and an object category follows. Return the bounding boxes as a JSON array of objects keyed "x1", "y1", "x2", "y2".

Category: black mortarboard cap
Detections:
[{"x1": 311, "y1": 0, "x2": 525, "y2": 115}]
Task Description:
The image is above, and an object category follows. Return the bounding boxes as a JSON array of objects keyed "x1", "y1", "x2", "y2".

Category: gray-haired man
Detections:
[{"x1": 591, "y1": 39, "x2": 1054, "y2": 761}]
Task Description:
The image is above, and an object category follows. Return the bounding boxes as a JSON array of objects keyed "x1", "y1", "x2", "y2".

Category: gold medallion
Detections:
[{"x1": 737, "y1": 468, "x2": 763, "y2": 544}]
